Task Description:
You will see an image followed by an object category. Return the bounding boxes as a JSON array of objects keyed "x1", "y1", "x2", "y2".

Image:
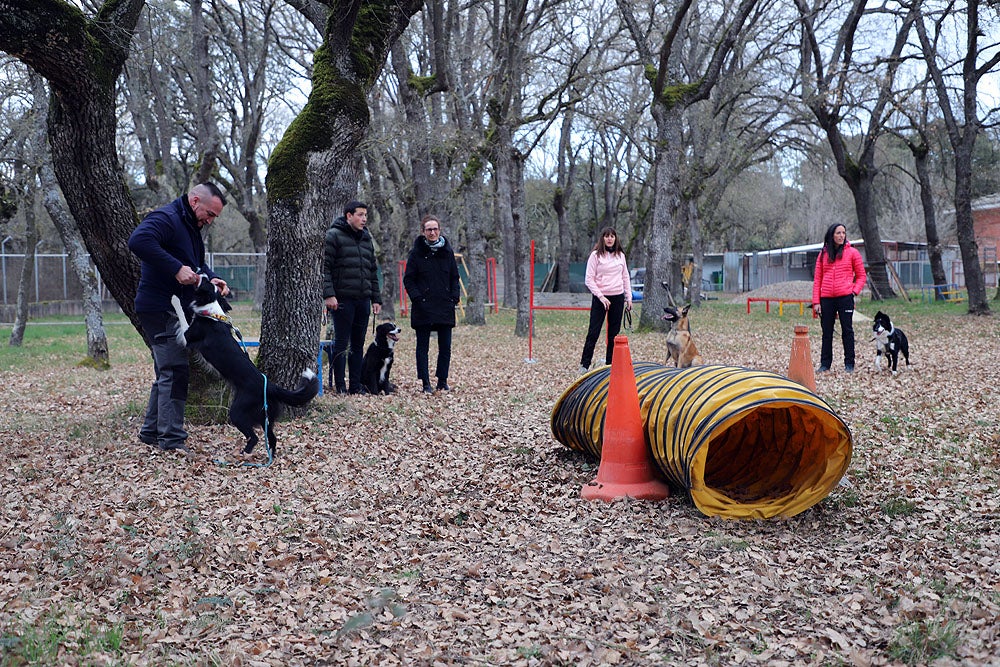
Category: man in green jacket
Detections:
[{"x1": 322, "y1": 201, "x2": 383, "y2": 394}]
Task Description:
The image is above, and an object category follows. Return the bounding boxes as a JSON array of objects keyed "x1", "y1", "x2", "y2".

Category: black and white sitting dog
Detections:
[
  {"x1": 171, "y1": 275, "x2": 319, "y2": 456},
  {"x1": 360, "y1": 322, "x2": 401, "y2": 395},
  {"x1": 872, "y1": 310, "x2": 910, "y2": 374}
]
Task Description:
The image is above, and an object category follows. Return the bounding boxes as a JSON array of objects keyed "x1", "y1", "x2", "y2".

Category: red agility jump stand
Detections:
[
  {"x1": 580, "y1": 335, "x2": 670, "y2": 502},
  {"x1": 747, "y1": 297, "x2": 817, "y2": 318},
  {"x1": 398, "y1": 256, "x2": 498, "y2": 317}
]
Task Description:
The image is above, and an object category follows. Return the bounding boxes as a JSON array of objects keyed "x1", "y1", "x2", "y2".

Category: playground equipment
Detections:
[{"x1": 552, "y1": 362, "x2": 852, "y2": 519}]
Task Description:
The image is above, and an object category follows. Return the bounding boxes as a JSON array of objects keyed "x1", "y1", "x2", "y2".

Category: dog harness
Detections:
[{"x1": 194, "y1": 308, "x2": 251, "y2": 350}]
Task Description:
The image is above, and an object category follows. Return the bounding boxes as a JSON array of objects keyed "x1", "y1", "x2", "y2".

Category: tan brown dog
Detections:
[{"x1": 662, "y1": 304, "x2": 704, "y2": 368}]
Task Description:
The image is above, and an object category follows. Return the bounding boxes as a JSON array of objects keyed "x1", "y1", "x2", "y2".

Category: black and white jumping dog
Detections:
[
  {"x1": 872, "y1": 310, "x2": 910, "y2": 374},
  {"x1": 171, "y1": 275, "x2": 318, "y2": 456},
  {"x1": 360, "y1": 321, "x2": 401, "y2": 395}
]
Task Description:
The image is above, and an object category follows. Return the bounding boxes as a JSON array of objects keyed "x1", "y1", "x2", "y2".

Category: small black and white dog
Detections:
[
  {"x1": 872, "y1": 310, "x2": 910, "y2": 374},
  {"x1": 360, "y1": 322, "x2": 401, "y2": 395},
  {"x1": 172, "y1": 275, "x2": 319, "y2": 456}
]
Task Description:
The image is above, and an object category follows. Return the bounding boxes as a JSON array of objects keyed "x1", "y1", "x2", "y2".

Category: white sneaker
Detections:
[{"x1": 579, "y1": 365, "x2": 589, "y2": 375}]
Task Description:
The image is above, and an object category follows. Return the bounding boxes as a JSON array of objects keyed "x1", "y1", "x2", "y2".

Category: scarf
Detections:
[{"x1": 423, "y1": 236, "x2": 446, "y2": 252}]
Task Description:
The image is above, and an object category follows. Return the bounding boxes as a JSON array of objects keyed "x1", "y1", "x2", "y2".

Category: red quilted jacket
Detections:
[{"x1": 812, "y1": 241, "x2": 867, "y2": 304}]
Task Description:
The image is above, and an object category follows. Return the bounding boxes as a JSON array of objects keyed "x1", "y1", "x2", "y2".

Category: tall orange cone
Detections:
[
  {"x1": 581, "y1": 335, "x2": 670, "y2": 502},
  {"x1": 787, "y1": 325, "x2": 816, "y2": 392}
]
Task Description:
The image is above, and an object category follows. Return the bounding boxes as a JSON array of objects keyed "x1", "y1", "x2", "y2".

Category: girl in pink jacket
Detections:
[
  {"x1": 812, "y1": 223, "x2": 867, "y2": 372},
  {"x1": 579, "y1": 227, "x2": 632, "y2": 373}
]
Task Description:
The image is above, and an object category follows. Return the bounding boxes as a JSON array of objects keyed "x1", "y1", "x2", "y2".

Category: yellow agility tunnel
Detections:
[{"x1": 551, "y1": 362, "x2": 853, "y2": 519}]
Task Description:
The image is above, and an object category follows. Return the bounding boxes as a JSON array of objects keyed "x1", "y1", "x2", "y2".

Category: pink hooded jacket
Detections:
[
  {"x1": 585, "y1": 250, "x2": 631, "y2": 304},
  {"x1": 812, "y1": 240, "x2": 866, "y2": 304}
]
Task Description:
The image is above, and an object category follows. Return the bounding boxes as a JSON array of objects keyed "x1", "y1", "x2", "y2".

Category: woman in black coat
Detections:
[{"x1": 403, "y1": 215, "x2": 461, "y2": 394}]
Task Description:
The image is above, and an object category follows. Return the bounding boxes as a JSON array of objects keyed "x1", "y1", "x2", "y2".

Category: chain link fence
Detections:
[{"x1": 0, "y1": 252, "x2": 265, "y2": 306}]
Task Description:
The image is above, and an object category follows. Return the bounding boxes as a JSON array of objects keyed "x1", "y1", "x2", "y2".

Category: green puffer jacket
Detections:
[{"x1": 322, "y1": 217, "x2": 382, "y2": 304}]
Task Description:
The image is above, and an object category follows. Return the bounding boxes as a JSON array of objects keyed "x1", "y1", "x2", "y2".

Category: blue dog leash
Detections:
[
  {"x1": 212, "y1": 373, "x2": 273, "y2": 469},
  {"x1": 201, "y1": 312, "x2": 273, "y2": 469}
]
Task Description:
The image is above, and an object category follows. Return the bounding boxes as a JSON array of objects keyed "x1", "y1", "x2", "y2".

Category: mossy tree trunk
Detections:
[{"x1": 258, "y1": 0, "x2": 422, "y2": 388}]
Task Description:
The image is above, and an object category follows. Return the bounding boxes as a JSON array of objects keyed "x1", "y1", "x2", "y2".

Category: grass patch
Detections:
[
  {"x1": 0, "y1": 609, "x2": 126, "y2": 665},
  {"x1": 888, "y1": 619, "x2": 959, "y2": 665},
  {"x1": 881, "y1": 497, "x2": 919, "y2": 517}
]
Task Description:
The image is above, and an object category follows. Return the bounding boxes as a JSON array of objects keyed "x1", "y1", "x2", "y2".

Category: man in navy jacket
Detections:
[{"x1": 128, "y1": 182, "x2": 229, "y2": 452}]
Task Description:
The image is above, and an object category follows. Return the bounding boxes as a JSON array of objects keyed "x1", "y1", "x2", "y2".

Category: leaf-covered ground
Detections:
[{"x1": 1, "y1": 297, "x2": 999, "y2": 666}]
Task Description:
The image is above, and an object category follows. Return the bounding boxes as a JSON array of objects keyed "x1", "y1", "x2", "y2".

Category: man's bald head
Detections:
[{"x1": 188, "y1": 183, "x2": 226, "y2": 227}]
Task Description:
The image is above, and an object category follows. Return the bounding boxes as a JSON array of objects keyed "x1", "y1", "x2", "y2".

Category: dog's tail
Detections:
[{"x1": 266, "y1": 369, "x2": 319, "y2": 407}]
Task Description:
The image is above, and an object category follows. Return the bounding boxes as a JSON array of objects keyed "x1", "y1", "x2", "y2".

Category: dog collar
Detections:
[{"x1": 195, "y1": 310, "x2": 233, "y2": 326}]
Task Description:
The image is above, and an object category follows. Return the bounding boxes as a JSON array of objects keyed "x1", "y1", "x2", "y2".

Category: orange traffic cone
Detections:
[
  {"x1": 787, "y1": 325, "x2": 816, "y2": 392},
  {"x1": 581, "y1": 335, "x2": 670, "y2": 502}
]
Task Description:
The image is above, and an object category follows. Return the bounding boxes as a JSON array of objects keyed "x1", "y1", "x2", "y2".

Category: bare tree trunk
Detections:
[
  {"x1": 849, "y1": 161, "x2": 893, "y2": 298},
  {"x1": 389, "y1": 41, "x2": 434, "y2": 217},
  {"x1": 639, "y1": 104, "x2": 682, "y2": 330},
  {"x1": 30, "y1": 74, "x2": 109, "y2": 365},
  {"x1": 953, "y1": 157, "x2": 988, "y2": 310},
  {"x1": 500, "y1": 200, "x2": 516, "y2": 309},
  {"x1": 9, "y1": 183, "x2": 37, "y2": 348},
  {"x1": 493, "y1": 132, "x2": 530, "y2": 335},
  {"x1": 189, "y1": 0, "x2": 222, "y2": 184},
  {"x1": 123, "y1": 8, "x2": 181, "y2": 201},
  {"x1": 794, "y1": 0, "x2": 922, "y2": 300},
  {"x1": 461, "y1": 170, "x2": 487, "y2": 325},
  {"x1": 511, "y1": 154, "x2": 530, "y2": 337},
  {"x1": 912, "y1": 144, "x2": 949, "y2": 293},
  {"x1": 687, "y1": 197, "x2": 702, "y2": 307},
  {"x1": 616, "y1": 0, "x2": 759, "y2": 330},
  {"x1": 553, "y1": 108, "x2": 576, "y2": 292},
  {"x1": 363, "y1": 151, "x2": 400, "y2": 321}
]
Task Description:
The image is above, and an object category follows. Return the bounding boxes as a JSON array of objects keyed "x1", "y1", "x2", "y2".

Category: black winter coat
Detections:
[
  {"x1": 322, "y1": 217, "x2": 382, "y2": 304},
  {"x1": 403, "y1": 235, "x2": 460, "y2": 329}
]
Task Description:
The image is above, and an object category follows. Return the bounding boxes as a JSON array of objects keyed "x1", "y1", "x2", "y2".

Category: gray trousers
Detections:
[{"x1": 138, "y1": 310, "x2": 189, "y2": 449}]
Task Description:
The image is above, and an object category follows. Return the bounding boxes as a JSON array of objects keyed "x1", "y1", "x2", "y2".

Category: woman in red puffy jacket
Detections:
[{"x1": 812, "y1": 223, "x2": 867, "y2": 373}]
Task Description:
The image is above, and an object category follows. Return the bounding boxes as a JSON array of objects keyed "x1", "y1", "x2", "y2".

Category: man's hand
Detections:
[
  {"x1": 325, "y1": 296, "x2": 339, "y2": 311},
  {"x1": 175, "y1": 265, "x2": 199, "y2": 285},
  {"x1": 211, "y1": 278, "x2": 230, "y2": 297},
  {"x1": 372, "y1": 303, "x2": 382, "y2": 316}
]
